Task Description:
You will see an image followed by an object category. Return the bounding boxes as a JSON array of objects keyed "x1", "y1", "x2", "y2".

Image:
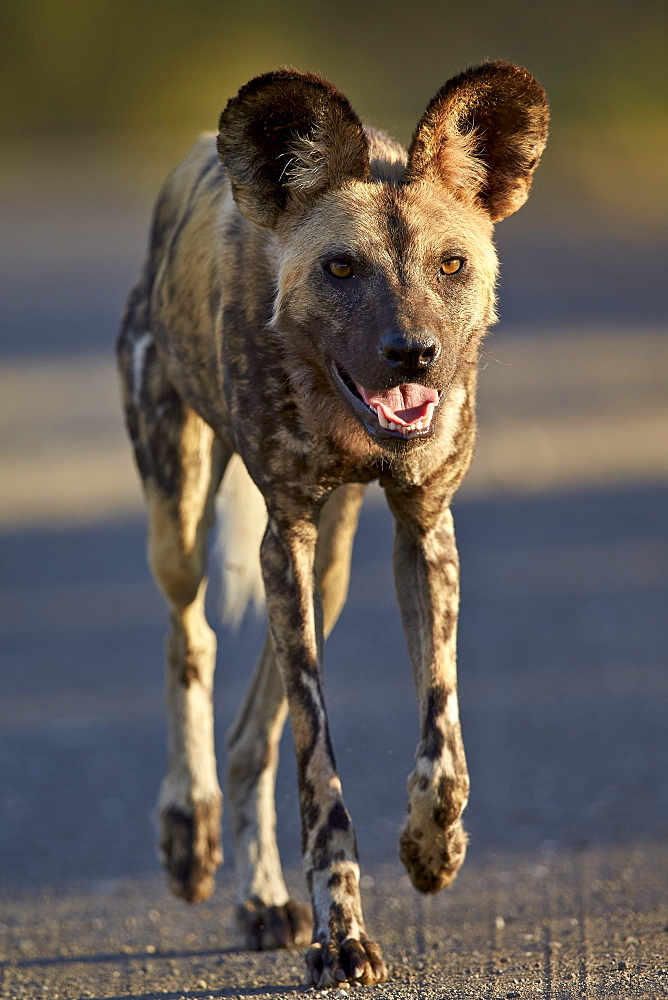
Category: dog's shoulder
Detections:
[
  {"x1": 152, "y1": 133, "x2": 227, "y2": 242},
  {"x1": 164, "y1": 133, "x2": 222, "y2": 204},
  {"x1": 149, "y1": 133, "x2": 235, "y2": 306}
]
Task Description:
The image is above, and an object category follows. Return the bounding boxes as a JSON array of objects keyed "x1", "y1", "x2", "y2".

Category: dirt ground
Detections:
[{"x1": 2, "y1": 847, "x2": 667, "y2": 998}]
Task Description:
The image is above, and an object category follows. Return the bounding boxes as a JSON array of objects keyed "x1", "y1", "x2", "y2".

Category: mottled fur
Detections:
[{"x1": 117, "y1": 62, "x2": 547, "y2": 987}]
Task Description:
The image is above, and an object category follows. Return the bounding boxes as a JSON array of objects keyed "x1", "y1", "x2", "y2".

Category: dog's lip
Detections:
[{"x1": 330, "y1": 360, "x2": 440, "y2": 441}]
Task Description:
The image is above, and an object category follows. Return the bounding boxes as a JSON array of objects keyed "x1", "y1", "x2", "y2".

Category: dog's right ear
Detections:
[{"x1": 218, "y1": 70, "x2": 370, "y2": 228}]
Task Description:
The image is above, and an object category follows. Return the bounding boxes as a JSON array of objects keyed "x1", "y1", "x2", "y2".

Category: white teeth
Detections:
[{"x1": 371, "y1": 400, "x2": 437, "y2": 434}]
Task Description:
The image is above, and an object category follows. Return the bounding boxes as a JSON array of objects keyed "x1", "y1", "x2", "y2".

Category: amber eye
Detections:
[
  {"x1": 440, "y1": 258, "x2": 463, "y2": 276},
  {"x1": 328, "y1": 261, "x2": 353, "y2": 279}
]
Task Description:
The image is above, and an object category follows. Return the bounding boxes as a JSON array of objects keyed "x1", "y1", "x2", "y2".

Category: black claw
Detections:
[
  {"x1": 306, "y1": 941, "x2": 324, "y2": 983},
  {"x1": 365, "y1": 939, "x2": 388, "y2": 981},
  {"x1": 341, "y1": 938, "x2": 367, "y2": 979},
  {"x1": 306, "y1": 936, "x2": 387, "y2": 986}
]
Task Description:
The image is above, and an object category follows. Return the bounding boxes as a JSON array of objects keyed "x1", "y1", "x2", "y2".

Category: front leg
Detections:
[
  {"x1": 386, "y1": 490, "x2": 469, "y2": 894},
  {"x1": 260, "y1": 511, "x2": 387, "y2": 987}
]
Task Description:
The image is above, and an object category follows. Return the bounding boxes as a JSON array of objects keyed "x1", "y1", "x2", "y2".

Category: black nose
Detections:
[{"x1": 379, "y1": 330, "x2": 440, "y2": 375}]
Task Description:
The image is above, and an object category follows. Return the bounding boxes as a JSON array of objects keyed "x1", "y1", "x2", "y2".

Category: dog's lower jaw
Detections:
[{"x1": 329, "y1": 360, "x2": 441, "y2": 446}]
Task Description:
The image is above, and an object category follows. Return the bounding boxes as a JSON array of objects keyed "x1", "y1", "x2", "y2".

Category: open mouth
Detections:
[{"x1": 332, "y1": 361, "x2": 440, "y2": 440}]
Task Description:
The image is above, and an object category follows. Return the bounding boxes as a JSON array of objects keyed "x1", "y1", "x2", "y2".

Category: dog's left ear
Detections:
[
  {"x1": 407, "y1": 62, "x2": 549, "y2": 222},
  {"x1": 218, "y1": 70, "x2": 370, "y2": 228}
]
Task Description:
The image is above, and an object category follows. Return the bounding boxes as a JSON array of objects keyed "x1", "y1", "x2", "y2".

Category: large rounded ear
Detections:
[
  {"x1": 217, "y1": 70, "x2": 371, "y2": 228},
  {"x1": 406, "y1": 62, "x2": 548, "y2": 222}
]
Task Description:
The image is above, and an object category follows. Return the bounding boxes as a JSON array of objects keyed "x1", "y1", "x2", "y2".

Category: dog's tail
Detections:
[{"x1": 215, "y1": 454, "x2": 267, "y2": 628}]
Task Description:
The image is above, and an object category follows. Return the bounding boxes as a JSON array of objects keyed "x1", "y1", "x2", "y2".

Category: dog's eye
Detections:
[
  {"x1": 328, "y1": 261, "x2": 353, "y2": 279},
  {"x1": 439, "y1": 258, "x2": 463, "y2": 276}
]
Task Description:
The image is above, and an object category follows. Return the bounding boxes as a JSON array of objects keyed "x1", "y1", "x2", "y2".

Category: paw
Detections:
[
  {"x1": 306, "y1": 936, "x2": 387, "y2": 987},
  {"x1": 160, "y1": 798, "x2": 223, "y2": 903},
  {"x1": 400, "y1": 816, "x2": 467, "y2": 894},
  {"x1": 236, "y1": 897, "x2": 312, "y2": 951}
]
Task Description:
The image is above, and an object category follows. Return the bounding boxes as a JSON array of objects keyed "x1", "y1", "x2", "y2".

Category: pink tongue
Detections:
[{"x1": 355, "y1": 382, "x2": 439, "y2": 427}]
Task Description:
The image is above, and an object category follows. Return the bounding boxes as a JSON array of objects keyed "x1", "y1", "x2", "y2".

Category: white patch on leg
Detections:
[
  {"x1": 415, "y1": 747, "x2": 455, "y2": 782},
  {"x1": 445, "y1": 689, "x2": 461, "y2": 727},
  {"x1": 310, "y1": 861, "x2": 362, "y2": 940},
  {"x1": 216, "y1": 454, "x2": 267, "y2": 627}
]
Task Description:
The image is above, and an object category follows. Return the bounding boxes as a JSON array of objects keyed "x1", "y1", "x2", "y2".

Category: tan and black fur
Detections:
[{"x1": 117, "y1": 63, "x2": 548, "y2": 987}]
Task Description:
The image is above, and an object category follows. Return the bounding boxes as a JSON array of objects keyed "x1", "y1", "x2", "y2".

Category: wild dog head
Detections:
[{"x1": 218, "y1": 65, "x2": 548, "y2": 454}]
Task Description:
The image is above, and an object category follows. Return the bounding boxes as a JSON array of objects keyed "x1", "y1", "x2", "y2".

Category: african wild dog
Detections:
[{"x1": 117, "y1": 62, "x2": 548, "y2": 986}]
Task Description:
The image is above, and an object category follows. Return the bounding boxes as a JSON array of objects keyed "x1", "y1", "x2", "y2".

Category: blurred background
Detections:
[{"x1": 1, "y1": 0, "x2": 666, "y2": 918}]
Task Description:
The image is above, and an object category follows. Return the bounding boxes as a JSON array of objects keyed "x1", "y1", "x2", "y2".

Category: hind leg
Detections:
[
  {"x1": 149, "y1": 450, "x2": 228, "y2": 904},
  {"x1": 227, "y1": 482, "x2": 365, "y2": 950},
  {"x1": 118, "y1": 324, "x2": 231, "y2": 902}
]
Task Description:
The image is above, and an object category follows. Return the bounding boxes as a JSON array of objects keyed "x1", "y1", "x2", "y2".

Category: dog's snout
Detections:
[{"x1": 379, "y1": 330, "x2": 441, "y2": 375}]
